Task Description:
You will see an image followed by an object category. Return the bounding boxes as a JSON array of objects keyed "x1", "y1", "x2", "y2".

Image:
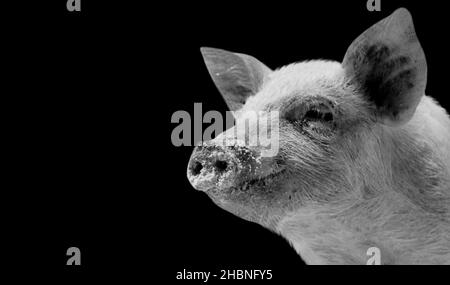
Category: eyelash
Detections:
[
  {"x1": 284, "y1": 104, "x2": 334, "y2": 124},
  {"x1": 303, "y1": 108, "x2": 333, "y2": 122}
]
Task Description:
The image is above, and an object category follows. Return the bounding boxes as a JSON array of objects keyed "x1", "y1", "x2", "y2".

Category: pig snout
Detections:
[
  {"x1": 187, "y1": 142, "x2": 274, "y2": 193},
  {"x1": 187, "y1": 145, "x2": 241, "y2": 192}
]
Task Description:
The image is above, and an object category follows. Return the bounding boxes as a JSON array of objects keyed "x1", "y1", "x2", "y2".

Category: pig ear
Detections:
[
  {"x1": 342, "y1": 8, "x2": 427, "y2": 126},
  {"x1": 200, "y1": 47, "x2": 272, "y2": 112}
]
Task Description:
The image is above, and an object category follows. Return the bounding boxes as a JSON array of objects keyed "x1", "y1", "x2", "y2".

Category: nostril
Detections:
[
  {"x1": 191, "y1": 161, "x2": 203, "y2": 176},
  {"x1": 214, "y1": 160, "x2": 228, "y2": 172}
]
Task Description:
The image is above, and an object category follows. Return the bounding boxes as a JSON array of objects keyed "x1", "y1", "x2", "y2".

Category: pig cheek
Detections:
[
  {"x1": 207, "y1": 180, "x2": 291, "y2": 226},
  {"x1": 213, "y1": 199, "x2": 262, "y2": 224},
  {"x1": 205, "y1": 188, "x2": 262, "y2": 223}
]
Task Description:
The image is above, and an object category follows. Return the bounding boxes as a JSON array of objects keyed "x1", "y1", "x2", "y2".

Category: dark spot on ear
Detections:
[
  {"x1": 366, "y1": 44, "x2": 390, "y2": 63},
  {"x1": 380, "y1": 56, "x2": 410, "y2": 73},
  {"x1": 228, "y1": 86, "x2": 253, "y2": 104},
  {"x1": 378, "y1": 69, "x2": 416, "y2": 107},
  {"x1": 349, "y1": 43, "x2": 393, "y2": 102},
  {"x1": 352, "y1": 42, "x2": 416, "y2": 112}
]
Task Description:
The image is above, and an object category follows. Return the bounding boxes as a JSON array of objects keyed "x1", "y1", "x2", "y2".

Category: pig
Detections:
[{"x1": 186, "y1": 8, "x2": 450, "y2": 264}]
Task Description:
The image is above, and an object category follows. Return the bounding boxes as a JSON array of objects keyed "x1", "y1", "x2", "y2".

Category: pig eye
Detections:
[
  {"x1": 304, "y1": 108, "x2": 333, "y2": 122},
  {"x1": 284, "y1": 101, "x2": 334, "y2": 124},
  {"x1": 284, "y1": 102, "x2": 334, "y2": 124}
]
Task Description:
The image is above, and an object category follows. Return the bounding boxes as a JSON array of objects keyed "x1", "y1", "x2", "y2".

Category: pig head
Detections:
[{"x1": 187, "y1": 8, "x2": 450, "y2": 264}]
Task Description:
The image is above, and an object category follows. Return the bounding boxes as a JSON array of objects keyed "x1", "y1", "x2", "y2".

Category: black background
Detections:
[{"x1": 9, "y1": 0, "x2": 450, "y2": 280}]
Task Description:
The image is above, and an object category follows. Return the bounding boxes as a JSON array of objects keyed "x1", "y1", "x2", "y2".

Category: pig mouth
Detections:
[
  {"x1": 205, "y1": 166, "x2": 288, "y2": 224},
  {"x1": 208, "y1": 166, "x2": 288, "y2": 197},
  {"x1": 234, "y1": 168, "x2": 287, "y2": 192}
]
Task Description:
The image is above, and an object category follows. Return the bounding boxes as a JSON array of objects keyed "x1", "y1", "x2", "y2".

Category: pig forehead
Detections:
[{"x1": 245, "y1": 60, "x2": 345, "y2": 110}]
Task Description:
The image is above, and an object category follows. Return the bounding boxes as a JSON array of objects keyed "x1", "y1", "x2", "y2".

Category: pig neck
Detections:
[{"x1": 276, "y1": 189, "x2": 450, "y2": 265}]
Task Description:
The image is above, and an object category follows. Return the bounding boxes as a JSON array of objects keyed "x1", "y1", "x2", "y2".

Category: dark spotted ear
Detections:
[
  {"x1": 200, "y1": 47, "x2": 271, "y2": 112},
  {"x1": 342, "y1": 8, "x2": 427, "y2": 126}
]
